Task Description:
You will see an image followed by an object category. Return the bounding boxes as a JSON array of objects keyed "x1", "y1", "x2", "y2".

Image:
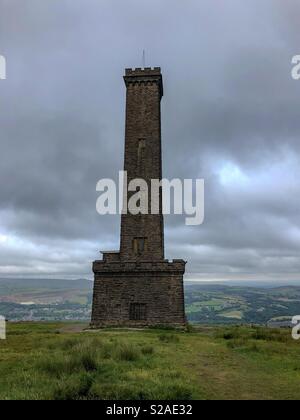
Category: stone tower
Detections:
[{"x1": 91, "y1": 67, "x2": 186, "y2": 328}]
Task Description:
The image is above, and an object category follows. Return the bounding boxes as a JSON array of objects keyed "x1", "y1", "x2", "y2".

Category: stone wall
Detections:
[
  {"x1": 91, "y1": 260, "x2": 186, "y2": 327},
  {"x1": 120, "y1": 68, "x2": 164, "y2": 261}
]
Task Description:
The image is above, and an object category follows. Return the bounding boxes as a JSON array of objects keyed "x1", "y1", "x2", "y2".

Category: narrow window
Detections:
[
  {"x1": 130, "y1": 303, "x2": 147, "y2": 321},
  {"x1": 133, "y1": 237, "x2": 148, "y2": 256},
  {"x1": 137, "y1": 139, "x2": 146, "y2": 171},
  {"x1": 133, "y1": 238, "x2": 139, "y2": 255}
]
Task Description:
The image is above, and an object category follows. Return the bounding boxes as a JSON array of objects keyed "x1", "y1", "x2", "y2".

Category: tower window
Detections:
[
  {"x1": 130, "y1": 303, "x2": 147, "y2": 321},
  {"x1": 133, "y1": 237, "x2": 148, "y2": 256},
  {"x1": 137, "y1": 138, "x2": 146, "y2": 170}
]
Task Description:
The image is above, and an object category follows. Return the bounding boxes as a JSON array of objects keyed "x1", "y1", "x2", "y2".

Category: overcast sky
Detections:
[{"x1": 0, "y1": 0, "x2": 299, "y2": 281}]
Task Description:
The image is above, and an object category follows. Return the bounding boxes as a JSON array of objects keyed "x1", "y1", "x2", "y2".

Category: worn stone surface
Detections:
[
  {"x1": 92, "y1": 260, "x2": 186, "y2": 327},
  {"x1": 91, "y1": 67, "x2": 186, "y2": 328}
]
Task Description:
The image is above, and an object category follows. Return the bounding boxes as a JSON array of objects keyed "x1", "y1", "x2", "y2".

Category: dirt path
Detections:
[{"x1": 58, "y1": 323, "x2": 89, "y2": 333}]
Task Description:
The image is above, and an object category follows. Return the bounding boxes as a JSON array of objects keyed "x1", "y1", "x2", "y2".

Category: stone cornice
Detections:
[
  {"x1": 93, "y1": 259, "x2": 186, "y2": 275},
  {"x1": 124, "y1": 67, "x2": 163, "y2": 98}
]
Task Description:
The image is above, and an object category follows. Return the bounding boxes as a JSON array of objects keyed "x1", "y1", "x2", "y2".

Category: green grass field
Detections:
[{"x1": 0, "y1": 323, "x2": 299, "y2": 400}]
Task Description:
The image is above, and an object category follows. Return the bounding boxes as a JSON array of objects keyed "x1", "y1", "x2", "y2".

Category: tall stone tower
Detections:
[{"x1": 91, "y1": 67, "x2": 186, "y2": 328}]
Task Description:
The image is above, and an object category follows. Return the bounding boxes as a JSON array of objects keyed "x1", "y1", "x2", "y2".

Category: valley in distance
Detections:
[
  {"x1": 1, "y1": 278, "x2": 300, "y2": 400},
  {"x1": 1, "y1": 277, "x2": 300, "y2": 327}
]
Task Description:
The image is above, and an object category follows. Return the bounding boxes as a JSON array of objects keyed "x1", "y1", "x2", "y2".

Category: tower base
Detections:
[{"x1": 91, "y1": 258, "x2": 186, "y2": 328}]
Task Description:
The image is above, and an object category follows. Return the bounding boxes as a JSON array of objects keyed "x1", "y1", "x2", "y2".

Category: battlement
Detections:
[
  {"x1": 124, "y1": 67, "x2": 163, "y2": 97},
  {"x1": 125, "y1": 67, "x2": 161, "y2": 76}
]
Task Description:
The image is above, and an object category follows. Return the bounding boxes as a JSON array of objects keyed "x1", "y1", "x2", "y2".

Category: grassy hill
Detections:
[{"x1": 0, "y1": 322, "x2": 300, "y2": 400}]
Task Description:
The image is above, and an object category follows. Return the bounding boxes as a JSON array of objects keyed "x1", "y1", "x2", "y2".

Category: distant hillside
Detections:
[
  {"x1": 0, "y1": 278, "x2": 93, "y2": 322},
  {"x1": 185, "y1": 283, "x2": 300, "y2": 326},
  {"x1": 0, "y1": 279, "x2": 299, "y2": 325},
  {"x1": 0, "y1": 278, "x2": 92, "y2": 295}
]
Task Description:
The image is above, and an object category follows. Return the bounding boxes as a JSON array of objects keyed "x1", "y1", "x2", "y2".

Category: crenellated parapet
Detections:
[
  {"x1": 125, "y1": 67, "x2": 161, "y2": 76},
  {"x1": 124, "y1": 67, "x2": 163, "y2": 98}
]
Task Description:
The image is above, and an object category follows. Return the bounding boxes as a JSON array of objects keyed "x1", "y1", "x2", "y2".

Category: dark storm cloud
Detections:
[{"x1": 0, "y1": 0, "x2": 299, "y2": 280}]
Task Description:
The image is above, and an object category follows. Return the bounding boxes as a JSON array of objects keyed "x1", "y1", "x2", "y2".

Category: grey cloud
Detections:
[{"x1": 0, "y1": 0, "x2": 299, "y2": 280}]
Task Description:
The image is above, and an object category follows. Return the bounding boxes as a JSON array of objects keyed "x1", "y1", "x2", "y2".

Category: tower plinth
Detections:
[{"x1": 91, "y1": 67, "x2": 186, "y2": 328}]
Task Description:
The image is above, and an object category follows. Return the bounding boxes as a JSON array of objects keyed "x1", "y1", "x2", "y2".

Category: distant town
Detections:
[{"x1": 0, "y1": 278, "x2": 299, "y2": 327}]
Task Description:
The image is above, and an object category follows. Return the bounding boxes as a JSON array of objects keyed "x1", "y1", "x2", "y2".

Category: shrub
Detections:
[
  {"x1": 52, "y1": 373, "x2": 94, "y2": 400},
  {"x1": 141, "y1": 345, "x2": 155, "y2": 355},
  {"x1": 71, "y1": 343, "x2": 98, "y2": 372},
  {"x1": 89, "y1": 383, "x2": 151, "y2": 400},
  {"x1": 61, "y1": 338, "x2": 79, "y2": 350},
  {"x1": 226, "y1": 338, "x2": 247, "y2": 349},
  {"x1": 162, "y1": 383, "x2": 194, "y2": 400},
  {"x1": 77, "y1": 351, "x2": 98, "y2": 372},
  {"x1": 223, "y1": 333, "x2": 236, "y2": 340},
  {"x1": 38, "y1": 344, "x2": 98, "y2": 376},
  {"x1": 158, "y1": 334, "x2": 179, "y2": 344},
  {"x1": 151, "y1": 325, "x2": 176, "y2": 331},
  {"x1": 100, "y1": 342, "x2": 114, "y2": 360},
  {"x1": 116, "y1": 343, "x2": 141, "y2": 361},
  {"x1": 250, "y1": 327, "x2": 289, "y2": 343},
  {"x1": 221, "y1": 327, "x2": 243, "y2": 340},
  {"x1": 186, "y1": 323, "x2": 195, "y2": 333},
  {"x1": 89, "y1": 380, "x2": 194, "y2": 400},
  {"x1": 37, "y1": 355, "x2": 77, "y2": 376}
]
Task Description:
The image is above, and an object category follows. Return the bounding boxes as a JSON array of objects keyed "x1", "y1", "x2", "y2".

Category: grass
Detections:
[{"x1": 0, "y1": 322, "x2": 299, "y2": 400}]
